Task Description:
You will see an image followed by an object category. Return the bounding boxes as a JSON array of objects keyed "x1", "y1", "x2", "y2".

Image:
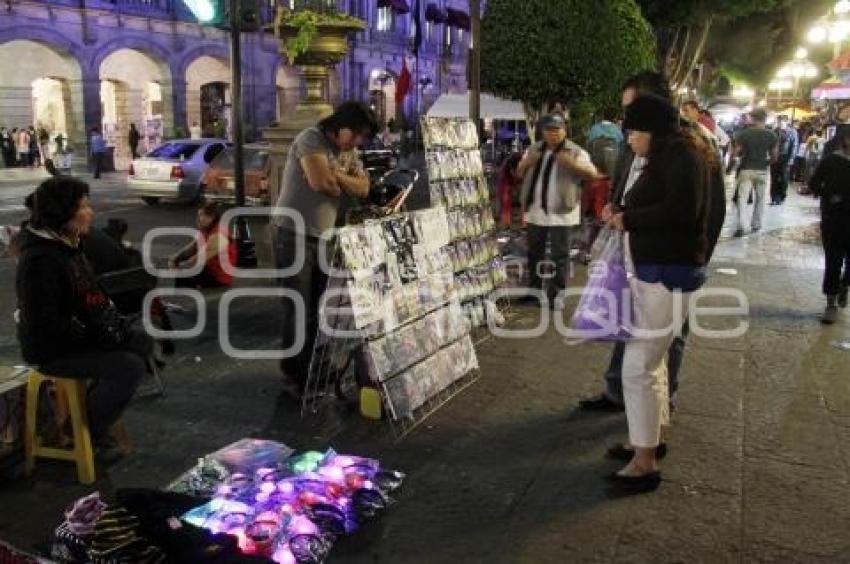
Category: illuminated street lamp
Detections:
[
  {"x1": 795, "y1": 46, "x2": 809, "y2": 59},
  {"x1": 808, "y1": 25, "x2": 828, "y2": 43},
  {"x1": 836, "y1": 0, "x2": 850, "y2": 15}
]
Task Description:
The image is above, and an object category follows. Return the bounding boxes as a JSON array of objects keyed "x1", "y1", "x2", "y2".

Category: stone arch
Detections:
[
  {"x1": 185, "y1": 55, "x2": 231, "y2": 137},
  {"x1": 88, "y1": 35, "x2": 173, "y2": 78},
  {"x1": 98, "y1": 47, "x2": 172, "y2": 168},
  {"x1": 0, "y1": 25, "x2": 85, "y2": 66},
  {"x1": 0, "y1": 36, "x2": 86, "y2": 156},
  {"x1": 177, "y1": 44, "x2": 231, "y2": 79}
]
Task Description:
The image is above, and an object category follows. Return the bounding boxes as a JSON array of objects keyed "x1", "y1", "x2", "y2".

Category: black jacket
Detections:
[
  {"x1": 611, "y1": 128, "x2": 725, "y2": 261},
  {"x1": 16, "y1": 227, "x2": 117, "y2": 366},
  {"x1": 808, "y1": 152, "x2": 850, "y2": 219},
  {"x1": 622, "y1": 139, "x2": 713, "y2": 268}
]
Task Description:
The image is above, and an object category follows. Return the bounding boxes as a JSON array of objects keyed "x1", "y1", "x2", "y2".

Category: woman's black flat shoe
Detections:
[
  {"x1": 606, "y1": 443, "x2": 668, "y2": 461},
  {"x1": 605, "y1": 471, "x2": 662, "y2": 494}
]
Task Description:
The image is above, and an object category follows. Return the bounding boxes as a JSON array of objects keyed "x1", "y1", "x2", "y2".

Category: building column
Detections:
[
  {"x1": 67, "y1": 74, "x2": 101, "y2": 161},
  {"x1": 167, "y1": 76, "x2": 187, "y2": 137}
]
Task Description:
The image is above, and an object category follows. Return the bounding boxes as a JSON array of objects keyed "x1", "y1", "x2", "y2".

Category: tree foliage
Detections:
[
  {"x1": 637, "y1": 0, "x2": 787, "y2": 88},
  {"x1": 481, "y1": 0, "x2": 655, "y2": 127}
]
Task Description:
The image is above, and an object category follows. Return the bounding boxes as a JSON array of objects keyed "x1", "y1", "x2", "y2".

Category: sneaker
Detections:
[
  {"x1": 839, "y1": 287, "x2": 848, "y2": 309},
  {"x1": 822, "y1": 305, "x2": 839, "y2": 325},
  {"x1": 733, "y1": 229, "x2": 744, "y2": 238},
  {"x1": 751, "y1": 225, "x2": 761, "y2": 233}
]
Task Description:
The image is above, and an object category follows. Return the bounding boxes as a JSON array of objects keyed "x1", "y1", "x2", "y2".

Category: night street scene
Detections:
[{"x1": 1, "y1": 0, "x2": 850, "y2": 562}]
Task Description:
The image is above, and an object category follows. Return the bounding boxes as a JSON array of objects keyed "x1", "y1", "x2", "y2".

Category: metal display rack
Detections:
[
  {"x1": 420, "y1": 116, "x2": 509, "y2": 328},
  {"x1": 301, "y1": 209, "x2": 481, "y2": 439}
]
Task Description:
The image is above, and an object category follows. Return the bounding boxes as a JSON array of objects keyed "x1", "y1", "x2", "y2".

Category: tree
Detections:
[
  {"x1": 481, "y1": 0, "x2": 655, "y2": 138},
  {"x1": 637, "y1": 0, "x2": 788, "y2": 89}
]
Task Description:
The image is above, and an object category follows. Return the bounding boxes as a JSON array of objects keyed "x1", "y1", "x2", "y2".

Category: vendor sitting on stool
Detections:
[{"x1": 169, "y1": 201, "x2": 236, "y2": 288}]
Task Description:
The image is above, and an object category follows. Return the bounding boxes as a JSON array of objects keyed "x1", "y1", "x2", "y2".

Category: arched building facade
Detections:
[{"x1": 0, "y1": 0, "x2": 469, "y2": 164}]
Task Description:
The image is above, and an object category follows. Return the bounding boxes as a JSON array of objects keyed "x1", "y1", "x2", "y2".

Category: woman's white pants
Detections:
[{"x1": 622, "y1": 278, "x2": 691, "y2": 448}]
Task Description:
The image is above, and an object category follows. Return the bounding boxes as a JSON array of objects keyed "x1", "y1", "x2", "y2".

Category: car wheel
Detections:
[{"x1": 142, "y1": 197, "x2": 160, "y2": 206}]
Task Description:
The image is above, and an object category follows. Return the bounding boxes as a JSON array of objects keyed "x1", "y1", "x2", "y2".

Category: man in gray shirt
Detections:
[
  {"x1": 272, "y1": 102, "x2": 377, "y2": 397},
  {"x1": 733, "y1": 109, "x2": 778, "y2": 237}
]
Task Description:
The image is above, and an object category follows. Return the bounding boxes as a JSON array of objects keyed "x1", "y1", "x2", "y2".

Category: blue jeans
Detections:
[{"x1": 604, "y1": 320, "x2": 689, "y2": 405}]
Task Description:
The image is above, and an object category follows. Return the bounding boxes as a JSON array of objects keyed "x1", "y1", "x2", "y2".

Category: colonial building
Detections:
[{"x1": 0, "y1": 0, "x2": 469, "y2": 167}]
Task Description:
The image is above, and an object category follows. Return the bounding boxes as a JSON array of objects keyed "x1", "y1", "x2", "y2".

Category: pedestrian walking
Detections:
[
  {"x1": 515, "y1": 113, "x2": 598, "y2": 307},
  {"x1": 28, "y1": 126, "x2": 40, "y2": 167},
  {"x1": 272, "y1": 101, "x2": 376, "y2": 399},
  {"x1": 128, "y1": 123, "x2": 141, "y2": 159},
  {"x1": 732, "y1": 108, "x2": 778, "y2": 237},
  {"x1": 16, "y1": 127, "x2": 30, "y2": 166},
  {"x1": 37, "y1": 126, "x2": 50, "y2": 165},
  {"x1": 0, "y1": 127, "x2": 14, "y2": 167},
  {"x1": 580, "y1": 71, "x2": 725, "y2": 414},
  {"x1": 770, "y1": 116, "x2": 797, "y2": 205},
  {"x1": 808, "y1": 124, "x2": 850, "y2": 325},
  {"x1": 604, "y1": 94, "x2": 716, "y2": 494},
  {"x1": 90, "y1": 127, "x2": 107, "y2": 179}
]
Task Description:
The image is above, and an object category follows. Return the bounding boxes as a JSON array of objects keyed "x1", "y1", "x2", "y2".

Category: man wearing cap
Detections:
[
  {"x1": 516, "y1": 113, "x2": 598, "y2": 306},
  {"x1": 732, "y1": 108, "x2": 778, "y2": 236}
]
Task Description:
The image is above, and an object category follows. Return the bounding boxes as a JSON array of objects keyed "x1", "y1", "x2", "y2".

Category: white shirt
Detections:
[
  {"x1": 526, "y1": 148, "x2": 590, "y2": 227},
  {"x1": 621, "y1": 155, "x2": 647, "y2": 205}
]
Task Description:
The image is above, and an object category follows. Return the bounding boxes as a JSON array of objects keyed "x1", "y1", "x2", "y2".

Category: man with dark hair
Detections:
[
  {"x1": 771, "y1": 115, "x2": 798, "y2": 205},
  {"x1": 732, "y1": 108, "x2": 778, "y2": 236},
  {"x1": 580, "y1": 71, "x2": 726, "y2": 416},
  {"x1": 272, "y1": 101, "x2": 377, "y2": 397},
  {"x1": 516, "y1": 114, "x2": 598, "y2": 306}
]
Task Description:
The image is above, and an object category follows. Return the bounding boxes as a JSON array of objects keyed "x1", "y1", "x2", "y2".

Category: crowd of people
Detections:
[
  {"x1": 0, "y1": 126, "x2": 56, "y2": 168},
  {"x1": 10, "y1": 68, "x2": 849, "y2": 498}
]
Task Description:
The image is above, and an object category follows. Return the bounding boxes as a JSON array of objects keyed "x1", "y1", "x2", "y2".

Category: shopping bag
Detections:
[{"x1": 570, "y1": 228, "x2": 632, "y2": 341}]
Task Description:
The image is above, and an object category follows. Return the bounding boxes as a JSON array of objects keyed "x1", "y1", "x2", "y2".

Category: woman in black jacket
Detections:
[
  {"x1": 606, "y1": 95, "x2": 715, "y2": 493},
  {"x1": 808, "y1": 124, "x2": 850, "y2": 324},
  {"x1": 16, "y1": 177, "x2": 148, "y2": 449}
]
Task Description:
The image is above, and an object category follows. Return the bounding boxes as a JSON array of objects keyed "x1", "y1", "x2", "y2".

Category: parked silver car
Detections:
[{"x1": 128, "y1": 139, "x2": 229, "y2": 205}]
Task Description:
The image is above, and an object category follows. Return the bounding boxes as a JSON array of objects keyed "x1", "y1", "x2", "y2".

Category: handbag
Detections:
[{"x1": 571, "y1": 227, "x2": 632, "y2": 341}]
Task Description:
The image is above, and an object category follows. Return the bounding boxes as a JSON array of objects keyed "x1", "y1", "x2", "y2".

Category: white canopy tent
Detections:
[{"x1": 426, "y1": 92, "x2": 526, "y2": 120}]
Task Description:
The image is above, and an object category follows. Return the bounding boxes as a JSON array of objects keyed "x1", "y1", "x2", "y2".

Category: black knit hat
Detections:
[{"x1": 623, "y1": 94, "x2": 680, "y2": 134}]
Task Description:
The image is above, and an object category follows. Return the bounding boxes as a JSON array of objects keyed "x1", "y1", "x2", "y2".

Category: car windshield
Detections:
[
  {"x1": 211, "y1": 148, "x2": 270, "y2": 171},
  {"x1": 147, "y1": 142, "x2": 201, "y2": 160}
]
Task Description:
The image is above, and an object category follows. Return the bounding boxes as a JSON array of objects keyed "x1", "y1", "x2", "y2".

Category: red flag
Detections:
[{"x1": 396, "y1": 58, "x2": 412, "y2": 105}]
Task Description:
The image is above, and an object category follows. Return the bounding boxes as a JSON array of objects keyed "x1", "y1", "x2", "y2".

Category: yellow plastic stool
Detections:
[{"x1": 24, "y1": 370, "x2": 96, "y2": 485}]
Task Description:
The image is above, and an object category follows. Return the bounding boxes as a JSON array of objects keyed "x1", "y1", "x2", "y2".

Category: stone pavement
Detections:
[{"x1": 0, "y1": 188, "x2": 849, "y2": 563}]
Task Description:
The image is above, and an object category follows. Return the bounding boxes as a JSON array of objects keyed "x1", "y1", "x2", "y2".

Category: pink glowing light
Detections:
[
  {"x1": 289, "y1": 515, "x2": 318, "y2": 536},
  {"x1": 272, "y1": 544, "x2": 297, "y2": 564},
  {"x1": 317, "y1": 465, "x2": 346, "y2": 483}
]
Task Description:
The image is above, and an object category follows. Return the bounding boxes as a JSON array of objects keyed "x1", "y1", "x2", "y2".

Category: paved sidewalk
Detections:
[{"x1": 0, "y1": 188, "x2": 848, "y2": 562}]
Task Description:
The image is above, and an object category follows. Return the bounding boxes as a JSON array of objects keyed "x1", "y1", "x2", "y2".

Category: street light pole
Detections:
[
  {"x1": 229, "y1": 0, "x2": 256, "y2": 267},
  {"x1": 469, "y1": 0, "x2": 481, "y2": 125}
]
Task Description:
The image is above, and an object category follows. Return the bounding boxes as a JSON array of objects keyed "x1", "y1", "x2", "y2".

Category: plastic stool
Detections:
[{"x1": 24, "y1": 370, "x2": 96, "y2": 484}]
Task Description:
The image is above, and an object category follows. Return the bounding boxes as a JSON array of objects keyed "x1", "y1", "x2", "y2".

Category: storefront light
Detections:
[
  {"x1": 795, "y1": 47, "x2": 809, "y2": 59},
  {"x1": 808, "y1": 25, "x2": 828, "y2": 44}
]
